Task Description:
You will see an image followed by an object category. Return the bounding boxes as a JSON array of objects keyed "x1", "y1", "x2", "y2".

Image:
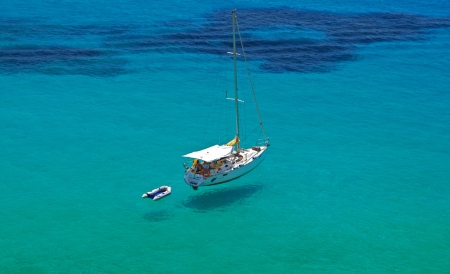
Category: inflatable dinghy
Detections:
[{"x1": 142, "y1": 186, "x2": 171, "y2": 201}]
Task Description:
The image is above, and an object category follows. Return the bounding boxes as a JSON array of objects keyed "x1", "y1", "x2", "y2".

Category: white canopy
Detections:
[{"x1": 183, "y1": 145, "x2": 234, "y2": 162}]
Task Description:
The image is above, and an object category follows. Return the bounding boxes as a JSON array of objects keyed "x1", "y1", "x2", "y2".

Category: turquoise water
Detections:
[{"x1": 1, "y1": 0, "x2": 449, "y2": 273}]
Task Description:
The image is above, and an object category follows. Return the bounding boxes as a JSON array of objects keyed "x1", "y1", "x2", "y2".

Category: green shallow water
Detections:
[{"x1": 1, "y1": 0, "x2": 450, "y2": 273}]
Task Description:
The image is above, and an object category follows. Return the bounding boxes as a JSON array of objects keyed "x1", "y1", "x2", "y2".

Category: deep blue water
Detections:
[{"x1": 1, "y1": 0, "x2": 449, "y2": 273}]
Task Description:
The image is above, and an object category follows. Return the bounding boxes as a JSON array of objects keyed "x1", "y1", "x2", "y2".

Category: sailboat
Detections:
[{"x1": 182, "y1": 10, "x2": 270, "y2": 190}]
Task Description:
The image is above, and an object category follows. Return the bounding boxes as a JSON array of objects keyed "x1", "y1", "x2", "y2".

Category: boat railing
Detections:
[{"x1": 256, "y1": 137, "x2": 270, "y2": 146}]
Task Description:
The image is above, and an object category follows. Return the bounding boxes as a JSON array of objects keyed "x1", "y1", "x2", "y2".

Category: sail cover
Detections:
[{"x1": 183, "y1": 145, "x2": 234, "y2": 162}]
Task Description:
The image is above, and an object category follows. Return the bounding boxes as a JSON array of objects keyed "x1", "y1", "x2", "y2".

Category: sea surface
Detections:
[{"x1": 1, "y1": 0, "x2": 449, "y2": 273}]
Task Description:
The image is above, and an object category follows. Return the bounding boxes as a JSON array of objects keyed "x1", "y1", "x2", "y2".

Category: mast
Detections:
[{"x1": 232, "y1": 10, "x2": 241, "y2": 152}]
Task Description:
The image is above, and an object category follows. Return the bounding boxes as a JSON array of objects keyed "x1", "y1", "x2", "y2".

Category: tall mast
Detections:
[{"x1": 232, "y1": 10, "x2": 241, "y2": 152}]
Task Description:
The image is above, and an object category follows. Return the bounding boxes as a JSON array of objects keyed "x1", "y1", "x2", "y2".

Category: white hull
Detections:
[
  {"x1": 184, "y1": 146, "x2": 267, "y2": 188},
  {"x1": 142, "y1": 186, "x2": 172, "y2": 200},
  {"x1": 182, "y1": 11, "x2": 269, "y2": 190}
]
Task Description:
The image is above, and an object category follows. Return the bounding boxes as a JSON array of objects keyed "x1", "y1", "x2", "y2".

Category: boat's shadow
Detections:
[
  {"x1": 143, "y1": 209, "x2": 173, "y2": 222},
  {"x1": 182, "y1": 184, "x2": 263, "y2": 211}
]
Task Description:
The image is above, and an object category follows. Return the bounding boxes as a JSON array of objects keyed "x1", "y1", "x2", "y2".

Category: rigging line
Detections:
[
  {"x1": 255, "y1": 129, "x2": 263, "y2": 146},
  {"x1": 224, "y1": 34, "x2": 234, "y2": 144},
  {"x1": 214, "y1": 59, "x2": 225, "y2": 144},
  {"x1": 200, "y1": 77, "x2": 212, "y2": 145},
  {"x1": 225, "y1": 35, "x2": 233, "y2": 143},
  {"x1": 241, "y1": 60, "x2": 248, "y2": 143},
  {"x1": 244, "y1": 84, "x2": 248, "y2": 143},
  {"x1": 201, "y1": 44, "x2": 231, "y2": 146},
  {"x1": 222, "y1": 38, "x2": 235, "y2": 144},
  {"x1": 236, "y1": 18, "x2": 268, "y2": 140},
  {"x1": 168, "y1": 178, "x2": 185, "y2": 187},
  {"x1": 176, "y1": 178, "x2": 184, "y2": 185},
  {"x1": 212, "y1": 65, "x2": 222, "y2": 143},
  {"x1": 201, "y1": 66, "x2": 221, "y2": 146},
  {"x1": 200, "y1": 90, "x2": 213, "y2": 146},
  {"x1": 244, "y1": 124, "x2": 263, "y2": 141}
]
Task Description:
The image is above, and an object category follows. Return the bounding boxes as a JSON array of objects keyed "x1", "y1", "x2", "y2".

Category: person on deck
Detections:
[{"x1": 194, "y1": 160, "x2": 202, "y2": 173}]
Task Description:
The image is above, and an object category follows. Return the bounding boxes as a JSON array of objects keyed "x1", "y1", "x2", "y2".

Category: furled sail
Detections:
[{"x1": 225, "y1": 137, "x2": 239, "y2": 146}]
